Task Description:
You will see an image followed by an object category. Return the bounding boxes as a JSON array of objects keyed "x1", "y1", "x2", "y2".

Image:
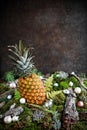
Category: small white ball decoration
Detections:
[
  {"x1": 69, "y1": 81, "x2": 73, "y2": 87},
  {"x1": 45, "y1": 102, "x2": 49, "y2": 107},
  {"x1": 4, "y1": 115, "x2": 12, "y2": 124},
  {"x1": 63, "y1": 89, "x2": 70, "y2": 95},
  {"x1": 74, "y1": 87, "x2": 81, "y2": 94},
  {"x1": 7, "y1": 95, "x2": 12, "y2": 100},
  {"x1": 49, "y1": 99, "x2": 53, "y2": 107},
  {"x1": 40, "y1": 76, "x2": 43, "y2": 79},
  {"x1": 9, "y1": 82, "x2": 16, "y2": 88},
  {"x1": 44, "y1": 99, "x2": 53, "y2": 108},
  {"x1": 71, "y1": 72, "x2": 75, "y2": 75},
  {"x1": 20, "y1": 98, "x2": 26, "y2": 104},
  {"x1": 54, "y1": 83, "x2": 59, "y2": 87},
  {"x1": 12, "y1": 116, "x2": 19, "y2": 122},
  {"x1": 56, "y1": 74, "x2": 60, "y2": 77}
]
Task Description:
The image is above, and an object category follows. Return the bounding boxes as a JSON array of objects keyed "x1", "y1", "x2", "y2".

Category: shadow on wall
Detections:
[{"x1": 0, "y1": 0, "x2": 87, "y2": 77}]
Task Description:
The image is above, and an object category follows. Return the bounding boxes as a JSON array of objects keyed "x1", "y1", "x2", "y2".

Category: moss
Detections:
[
  {"x1": 71, "y1": 121, "x2": 87, "y2": 130},
  {"x1": 53, "y1": 92, "x2": 66, "y2": 106},
  {"x1": 0, "y1": 83, "x2": 9, "y2": 94},
  {"x1": 0, "y1": 98, "x2": 15, "y2": 113}
]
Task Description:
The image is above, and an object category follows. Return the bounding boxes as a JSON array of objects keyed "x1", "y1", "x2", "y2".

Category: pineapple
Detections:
[{"x1": 8, "y1": 40, "x2": 46, "y2": 105}]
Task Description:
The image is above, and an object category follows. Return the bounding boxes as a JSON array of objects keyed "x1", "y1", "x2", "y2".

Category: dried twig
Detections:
[
  {"x1": 0, "y1": 89, "x2": 14, "y2": 99},
  {"x1": 70, "y1": 73, "x2": 87, "y2": 90}
]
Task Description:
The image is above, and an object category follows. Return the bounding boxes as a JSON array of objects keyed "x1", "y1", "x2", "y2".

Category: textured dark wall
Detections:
[{"x1": 0, "y1": 0, "x2": 87, "y2": 77}]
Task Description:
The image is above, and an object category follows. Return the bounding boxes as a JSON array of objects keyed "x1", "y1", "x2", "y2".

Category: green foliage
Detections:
[
  {"x1": 1, "y1": 98, "x2": 15, "y2": 114},
  {"x1": 83, "y1": 80, "x2": 87, "y2": 87},
  {"x1": 52, "y1": 71, "x2": 69, "y2": 90},
  {"x1": 0, "y1": 83, "x2": 9, "y2": 94},
  {"x1": 59, "y1": 80, "x2": 69, "y2": 89},
  {"x1": 53, "y1": 91, "x2": 66, "y2": 105},
  {"x1": 44, "y1": 74, "x2": 53, "y2": 91},
  {"x1": 53, "y1": 111, "x2": 61, "y2": 130},
  {"x1": 32, "y1": 68, "x2": 44, "y2": 77},
  {"x1": 19, "y1": 105, "x2": 33, "y2": 126},
  {"x1": 0, "y1": 71, "x2": 87, "y2": 130},
  {"x1": 52, "y1": 71, "x2": 83, "y2": 90},
  {"x1": 69, "y1": 76, "x2": 80, "y2": 88},
  {"x1": 14, "y1": 89, "x2": 21, "y2": 101},
  {"x1": 71, "y1": 121, "x2": 87, "y2": 130},
  {"x1": 4, "y1": 71, "x2": 15, "y2": 82}
]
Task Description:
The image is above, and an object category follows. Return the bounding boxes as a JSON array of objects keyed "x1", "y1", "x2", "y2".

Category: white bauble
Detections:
[
  {"x1": 4, "y1": 115, "x2": 12, "y2": 124},
  {"x1": 45, "y1": 102, "x2": 49, "y2": 107},
  {"x1": 63, "y1": 89, "x2": 70, "y2": 95},
  {"x1": 69, "y1": 81, "x2": 73, "y2": 87},
  {"x1": 20, "y1": 98, "x2": 26, "y2": 104},
  {"x1": 54, "y1": 83, "x2": 59, "y2": 87},
  {"x1": 12, "y1": 116, "x2": 19, "y2": 122},
  {"x1": 9, "y1": 82, "x2": 16, "y2": 88},
  {"x1": 7, "y1": 95, "x2": 12, "y2": 100},
  {"x1": 39, "y1": 76, "x2": 43, "y2": 79},
  {"x1": 74, "y1": 87, "x2": 81, "y2": 94},
  {"x1": 71, "y1": 72, "x2": 75, "y2": 75},
  {"x1": 49, "y1": 99, "x2": 53, "y2": 107}
]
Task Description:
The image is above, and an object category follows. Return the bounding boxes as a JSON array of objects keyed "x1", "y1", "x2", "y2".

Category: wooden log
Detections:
[
  {"x1": 0, "y1": 89, "x2": 14, "y2": 99},
  {"x1": 63, "y1": 88, "x2": 79, "y2": 130}
]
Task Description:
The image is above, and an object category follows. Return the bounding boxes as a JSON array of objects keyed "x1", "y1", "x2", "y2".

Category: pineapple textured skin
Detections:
[{"x1": 18, "y1": 73, "x2": 46, "y2": 105}]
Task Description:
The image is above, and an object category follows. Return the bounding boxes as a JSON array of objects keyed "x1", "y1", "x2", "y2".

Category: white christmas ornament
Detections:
[
  {"x1": 12, "y1": 116, "x2": 19, "y2": 122},
  {"x1": 54, "y1": 83, "x2": 59, "y2": 87},
  {"x1": 69, "y1": 81, "x2": 73, "y2": 87},
  {"x1": 71, "y1": 72, "x2": 75, "y2": 75},
  {"x1": 48, "y1": 99, "x2": 53, "y2": 107},
  {"x1": 9, "y1": 82, "x2": 16, "y2": 88},
  {"x1": 44, "y1": 99, "x2": 53, "y2": 108},
  {"x1": 7, "y1": 95, "x2": 12, "y2": 100},
  {"x1": 4, "y1": 115, "x2": 12, "y2": 124},
  {"x1": 20, "y1": 98, "x2": 26, "y2": 104},
  {"x1": 63, "y1": 89, "x2": 70, "y2": 95},
  {"x1": 40, "y1": 76, "x2": 43, "y2": 79},
  {"x1": 45, "y1": 102, "x2": 49, "y2": 107},
  {"x1": 74, "y1": 87, "x2": 81, "y2": 94}
]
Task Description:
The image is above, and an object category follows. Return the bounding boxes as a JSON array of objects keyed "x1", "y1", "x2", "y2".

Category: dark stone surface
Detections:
[{"x1": 0, "y1": 0, "x2": 87, "y2": 77}]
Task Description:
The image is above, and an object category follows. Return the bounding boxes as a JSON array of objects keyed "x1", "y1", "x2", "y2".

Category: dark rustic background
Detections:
[{"x1": 0, "y1": 0, "x2": 87, "y2": 77}]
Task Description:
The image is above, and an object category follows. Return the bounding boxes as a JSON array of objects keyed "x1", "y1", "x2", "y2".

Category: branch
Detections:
[
  {"x1": 70, "y1": 73, "x2": 87, "y2": 90},
  {"x1": 0, "y1": 89, "x2": 14, "y2": 99}
]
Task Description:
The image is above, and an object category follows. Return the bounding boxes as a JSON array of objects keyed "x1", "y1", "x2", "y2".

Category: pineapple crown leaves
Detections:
[
  {"x1": 8, "y1": 40, "x2": 34, "y2": 76},
  {"x1": 8, "y1": 40, "x2": 34, "y2": 62}
]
